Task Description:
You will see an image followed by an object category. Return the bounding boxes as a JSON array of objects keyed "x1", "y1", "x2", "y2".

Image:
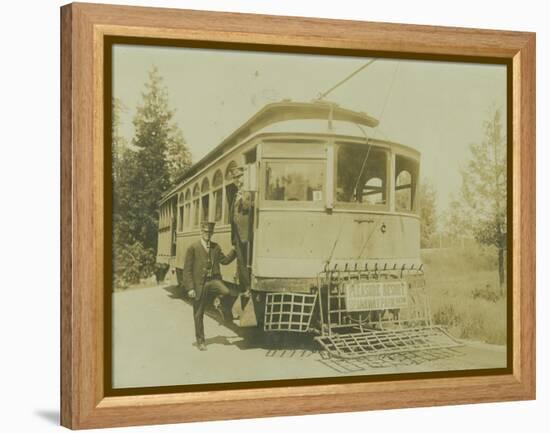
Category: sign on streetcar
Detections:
[{"x1": 343, "y1": 281, "x2": 409, "y2": 311}]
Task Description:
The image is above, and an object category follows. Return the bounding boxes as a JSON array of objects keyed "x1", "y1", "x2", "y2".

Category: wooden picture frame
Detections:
[{"x1": 60, "y1": 2, "x2": 535, "y2": 429}]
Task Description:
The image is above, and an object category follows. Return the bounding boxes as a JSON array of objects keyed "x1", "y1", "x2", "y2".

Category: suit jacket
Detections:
[
  {"x1": 231, "y1": 191, "x2": 254, "y2": 243},
  {"x1": 182, "y1": 240, "x2": 236, "y2": 298}
]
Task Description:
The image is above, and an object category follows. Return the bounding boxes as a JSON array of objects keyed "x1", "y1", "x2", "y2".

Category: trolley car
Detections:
[{"x1": 157, "y1": 100, "x2": 459, "y2": 358}]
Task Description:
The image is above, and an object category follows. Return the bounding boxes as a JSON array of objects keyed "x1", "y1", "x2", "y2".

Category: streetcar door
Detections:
[{"x1": 241, "y1": 163, "x2": 257, "y2": 270}]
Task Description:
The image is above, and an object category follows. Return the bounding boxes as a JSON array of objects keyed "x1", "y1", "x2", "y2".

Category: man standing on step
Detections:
[
  {"x1": 182, "y1": 221, "x2": 238, "y2": 351},
  {"x1": 229, "y1": 166, "x2": 254, "y2": 294}
]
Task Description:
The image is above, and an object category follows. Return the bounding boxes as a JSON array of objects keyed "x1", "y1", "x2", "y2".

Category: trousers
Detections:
[{"x1": 192, "y1": 279, "x2": 238, "y2": 344}]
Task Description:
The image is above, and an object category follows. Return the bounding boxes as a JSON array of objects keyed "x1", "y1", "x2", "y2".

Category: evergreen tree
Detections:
[
  {"x1": 112, "y1": 66, "x2": 192, "y2": 287},
  {"x1": 165, "y1": 127, "x2": 192, "y2": 185},
  {"x1": 112, "y1": 98, "x2": 128, "y2": 182}
]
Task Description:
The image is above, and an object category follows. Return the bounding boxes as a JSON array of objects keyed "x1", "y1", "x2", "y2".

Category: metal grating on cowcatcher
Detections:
[
  {"x1": 264, "y1": 292, "x2": 317, "y2": 332},
  {"x1": 315, "y1": 326, "x2": 462, "y2": 359}
]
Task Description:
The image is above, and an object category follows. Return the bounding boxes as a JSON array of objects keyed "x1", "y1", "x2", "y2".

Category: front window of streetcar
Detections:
[
  {"x1": 336, "y1": 143, "x2": 389, "y2": 209},
  {"x1": 265, "y1": 160, "x2": 325, "y2": 203},
  {"x1": 395, "y1": 154, "x2": 419, "y2": 213}
]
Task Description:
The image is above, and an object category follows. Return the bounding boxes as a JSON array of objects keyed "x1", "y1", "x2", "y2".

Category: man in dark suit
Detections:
[
  {"x1": 229, "y1": 167, "x2": 254, "y2": 293},
  {"x1": 182, "y1": 221, "x2": 238, "y2": 351}
]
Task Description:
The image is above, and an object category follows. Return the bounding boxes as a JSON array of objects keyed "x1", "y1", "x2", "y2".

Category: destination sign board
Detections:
[{"x1": 343, "y1": 281, "x2": 408, "y2": 311}]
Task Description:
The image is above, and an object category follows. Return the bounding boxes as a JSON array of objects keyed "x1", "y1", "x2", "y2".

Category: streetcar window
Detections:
[
  {"x1": 201, "y1": 177, "x2": 210, "y2": 193},
  {"x1": 212, "y1": 170, "x2": 223, "y2": 222},
  {"x1": 192, "y1": 184, "x2": 200, "y2": 227},
  {"x1": 213, "y1": 170, "x2": 223, "y2": 188},
  {"x1": 225, "y1": 161, "x2": 237, "y2": 181},
  {"x1": 201, "y1": 195, "x2": 210, "y2": 222},
  {"x1": 177, "y1": 193, "x2": 184, "y2": 231},
  {"x1": 184, "y1": 203, "x2": 190, "y2": 228},
  {"x1": 193, "y1": 199, "x2": 200, "y2": 227},
  {"x1": 213, "y1": 189, "x2": 223, "y2": 222},
  {"x1": 184, "y1": 189, "x2": 191, "y2": 229},
  {"x1": 363, "y1": 177, "x2": 384, "y2": 205},
  {"x1": 224, "y1": 183, "x2": 237, "y2": 224},
  {"x1": 200, "y1": 177, "x2": 210, "y2": 222},
  {"x1": 395, "y1": 155, "x2": 418, "y2": 212},
  {"x1": 336, "y1": 143, "x2": 388, "y2": 207},
  {"x1": 244, "y1": 148, "x2": 257, "y2": 164},
  {"x1": 265, "y1": 161, "x2": 325, "y2": 202}
]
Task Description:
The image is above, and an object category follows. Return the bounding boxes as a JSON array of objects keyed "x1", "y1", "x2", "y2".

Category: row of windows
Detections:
[
  {"x1": 264, "y1": 144, "x2": 418, "y2": 212},
  {"x1": 159, "y1": 143, "x2": 419, "y2": 232},
  {"x1": 160, "y1": 160, "x2": 239, "y2": 233},
  {"x1": 335, "y1": 144, "x2": 418, "y2": 211}
]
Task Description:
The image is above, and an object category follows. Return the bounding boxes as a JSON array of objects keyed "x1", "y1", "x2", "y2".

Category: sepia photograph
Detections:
[{"x1": 109, "y1": 42, "x2": 509, "y2": 389}]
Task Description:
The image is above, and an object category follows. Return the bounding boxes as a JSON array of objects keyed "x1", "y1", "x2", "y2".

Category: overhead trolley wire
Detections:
[{"x1": 317, "y1": 58, "x2": 377, "y2": 100}]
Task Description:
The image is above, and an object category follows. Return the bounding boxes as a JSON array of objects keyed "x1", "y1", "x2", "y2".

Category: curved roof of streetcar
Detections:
[
  {"x1": 160, "y1": 100, "x2": 386, "y2": 202},
  {"x1": 179, "y1": 100, "x2": 377, "y2": 174}
]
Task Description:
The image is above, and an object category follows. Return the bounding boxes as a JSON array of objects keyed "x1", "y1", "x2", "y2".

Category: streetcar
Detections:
[{"x1": 157, "y1": 100, "x2": 458, "y2": 358}]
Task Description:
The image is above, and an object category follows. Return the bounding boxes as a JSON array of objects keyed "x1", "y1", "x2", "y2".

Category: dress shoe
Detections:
[{"x1": 197, "y1": 342, "x2": 207, "y2": 351}]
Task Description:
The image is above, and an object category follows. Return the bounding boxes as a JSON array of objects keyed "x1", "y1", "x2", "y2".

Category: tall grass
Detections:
[{"x1": 422, "y1": 245, "x2": 506, "y2": 345}]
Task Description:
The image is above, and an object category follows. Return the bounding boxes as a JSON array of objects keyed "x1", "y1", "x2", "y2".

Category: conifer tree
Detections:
[{"x1": 112, "y1": 66, "x2": 192, "y2": 287}]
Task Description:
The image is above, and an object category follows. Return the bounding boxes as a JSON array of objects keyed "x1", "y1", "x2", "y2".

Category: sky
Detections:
[{"x1": 112, "y1": 44, "x2": 507, "y2": 213}]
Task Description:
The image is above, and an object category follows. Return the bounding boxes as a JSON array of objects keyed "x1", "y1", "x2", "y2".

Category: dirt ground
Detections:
[{"x1": 112, "y1": 284, "x2": 507, "y2": 389}]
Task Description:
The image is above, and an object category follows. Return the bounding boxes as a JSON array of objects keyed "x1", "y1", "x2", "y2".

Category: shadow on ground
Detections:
[
  {"x1": 163, "y1": 284, "x2": 321, "y2": 355},
  {"x1": 162, "y1": 284, "x2": 468, "y2": 372}
]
